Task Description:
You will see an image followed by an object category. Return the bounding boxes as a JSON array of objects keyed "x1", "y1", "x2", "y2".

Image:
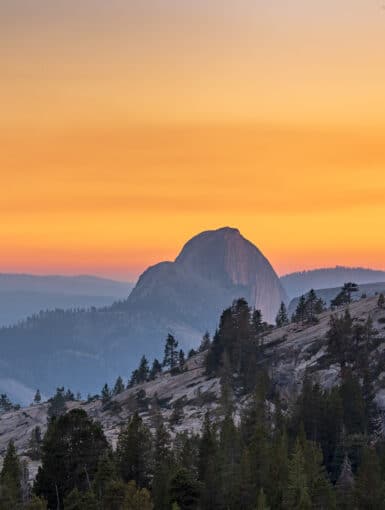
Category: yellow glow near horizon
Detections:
[{"x1": 1, "y1": 1, "x2": 385, "y2": 279}]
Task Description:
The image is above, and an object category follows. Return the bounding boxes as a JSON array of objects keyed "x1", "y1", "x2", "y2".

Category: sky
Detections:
[{"x1": 1, "y1": 0, "x2": 385, "y2": 280}]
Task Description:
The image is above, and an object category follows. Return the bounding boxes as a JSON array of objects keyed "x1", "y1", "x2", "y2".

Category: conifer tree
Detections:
[
  {"x1": 178, "y1": 349, "x2": 186, "y2": 370},
  {"x1": 149, "y1": 359, "x2": 162, "y2": 380},
  {"x1": 276, "y1": 302, "x2": 289, "y2": 327},
  {"x1": 152, "y1": 420, "x2": 174, "y2": 510},
  {"x1": 331, "y1": 282, "x2": 359, "y2": 308},
  {"x1": 47, "y1": 387, "x2": 66, "y2": 419},
  {"x1": 378, "y1": 293, "x2": 385, "y2": 309},
  {"x1": 34, "y1": 389, "x2": 42, "y2": 404},
  {"x1": 252, "y1": 309, "x2": 265, "y2": 334},
  {"x1": 93, "y1": 451, "x2": 117, "y2": 502},
  {"x1": 326, "y1": 310, "x2": 353, "y2": 368},
  {"x1": 101, "y1": 383, "x2": 111, "y2": 404},
  {"x1": 137, "y1": 355, "x2": 150, "y2": 383},
  {"x1": 293, "y1": 296, "x2": 307, "y2": 324},
  {"x1": 34, "y1": 409, "x2": 108, "y2": 508},
  {"x1": 28, "y1": 426, "x2": 42, "y2": 461},
  {"x1": 163, "y1": 334, "x2": 179, "y2": 370},
  {"x1": 0, "y1": 440, "x2": 21, "y2": 507},
  {"x1": 0, "y1": 393, "x2": 13, "y2": 413},
  {"x1": 169, "y1": 468, "x2": 200, "y2": 510},
  {"x1": 116, "y1": 412, "x2": 152, "y2": 487},
  {"x1": 199, "y1": 332, "x2": 211, "y2": 352},
  {"x1": 113, "y1": 376, "x2": 125, "y2": 396},
  {"x1": 129, "y1": 369, "x2": 139, "y2": 388},
  {"x1": 198, "y1": 412, "x2": 221, "y2": 510},
  {"x1": 284, "y1": 440, "x2": 311, "y2": 510}
]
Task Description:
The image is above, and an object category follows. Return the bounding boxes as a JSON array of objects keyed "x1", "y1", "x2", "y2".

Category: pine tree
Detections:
[
  {"x1": 47, "y1": 387, "x2": 66, "y2": 419},
  {"x1": 137, "y1": 355, "x2": 150, "y2": 383},
  {"x1": 169, "y1": 468, "x2": 200, "y2": 510},
  {"x1": 178, "y1": 349, "x2": 186, "y2": 370},
  {"x1": 199, "y1": 332, "x2": 211, "y2": 352},
  {"x1": 198, "y1": 412, "x2": 221, "y2": 510},
  {"x1": 252, "y1": 309, "x2": 265, "y2": 334},
  {"x1": 101, "y1": 383, "x2": 111, "y2": 404},
  {"x1": 129, "y1": 369, "x2": 139, "y2": 388},
  {"x1": 34, "y1": 409, "x2": 108, "y2": 508},
  {"x1": 378, "y1": 293, "x2": 385, "y2": 309},
  {"x1": 276, "y1": 302, "x2": 289, "y2": 327},
  {"x1": 0, "y1": 440, "x2": 21, "y2": 507},
  {"x1": 152, "y1": 420, "x2": 174, "y2": 510},
  {"x1": 0, "y1": 393, "x2": 13, "y2": 413},
  {"x1": 331, "y1": 282, "x2": 359, "y2": 308},
  {"x1": 293, "y1": 296, "x2": 307, "y2": 324},
  {"x1": 28, "y1": 426, "x2": 42, "y2": 461},
  {"x1": 93, "y1": 451, "x2": 117, "y2": 501},
  {"x1": 284, "y1": 440, "x2": 312, "y2": 510},
  {"x1": 149, "y1": 359, "x2": 162, "y2": 380},
  {"x1": 218, "y1": 413, "x2": 241, "y2": 509},
  {"x1": 113, "y1": 376, "x2": 125, "y2": 395},
  {"x1": 326, "y1": 310, "x2": 353, "y2": 368},
  {"x1": 163, "y1": 334, "x2": 179, "y2": 371},
  {"x1": 116, "y1": 412, "x2": 152, "y2": 487},
  {"x1": 34, "y1": 389, "x2": 42, "y2": 405}
]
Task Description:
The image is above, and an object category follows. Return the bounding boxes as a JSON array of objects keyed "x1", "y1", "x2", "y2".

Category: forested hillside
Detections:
[{"x1": 1, "y1": 290, "x2": 385, "y2": 508}]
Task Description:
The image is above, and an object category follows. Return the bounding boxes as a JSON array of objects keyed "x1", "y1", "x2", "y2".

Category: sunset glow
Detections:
[{"x1": 2, "y1": 0, "x2": 385, "y2": 279}]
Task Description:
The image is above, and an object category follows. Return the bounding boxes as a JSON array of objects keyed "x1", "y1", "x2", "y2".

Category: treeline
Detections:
[{"x1": 3, "y1": 366, "x2": 385, "y2": 509}]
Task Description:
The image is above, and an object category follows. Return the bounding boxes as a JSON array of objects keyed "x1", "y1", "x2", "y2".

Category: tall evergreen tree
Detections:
[
  {"x1": 101, "y1": 383, "x2": 111, "y2": 404},
  {"x1": 152, "y1": 420, "x2": 174, "y2": 510},
  {"x1": 137, "y1": 355, "x2": 150, "y2": 383},
  {"x1": 0, "y1": 440, "x2": 21, "y2": 508},
  {"x1": 199, "y1": 332, "x2": 211, "y2": 352},
  {"x1": 284, "y1": 440, "x2": 312, "y2": 510},
  {"x1": 47, "y1": 387, "x2": 66, "y2": 419},
  {"x1": 293, "y1": 296, "x2": 307, "y2": 324},
  {"x1": 149, "y1": 359, "x2": 162, "y2": 380},
  {"x1": 116, "y1": 412, "x2": 152, "y2": 488},
  {"x1": 34, "y1": 409, "x2": 108, "y2": 508},
  {"x1": 113, "y1": 376, "x2": 125, "y2": 396},
  {"x1": 276, "y1": 302, "x2": 289, "y2": 327},
  {"x1": 163, "y1": 335, "x2": 179, "y2": 370}
]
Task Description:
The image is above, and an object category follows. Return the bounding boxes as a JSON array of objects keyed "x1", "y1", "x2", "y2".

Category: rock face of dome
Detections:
[{"x1": 129, "y1": 227, "x2": 286, "y2": 325}]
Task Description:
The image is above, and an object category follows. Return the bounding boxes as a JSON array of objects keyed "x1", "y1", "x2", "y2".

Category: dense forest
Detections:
[{"x1": 1, "y1": 289, "x2": 385, "y2": 509}]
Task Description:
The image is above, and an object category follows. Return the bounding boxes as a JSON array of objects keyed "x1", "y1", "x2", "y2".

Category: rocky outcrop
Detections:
[{"x1": 128, "y1": 227, "x2": 286, "y2": 325}]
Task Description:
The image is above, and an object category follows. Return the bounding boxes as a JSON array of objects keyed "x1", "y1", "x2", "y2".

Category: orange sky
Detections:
[{"x1": 1, "y1": 1, "x2": 385, "y2": 280}]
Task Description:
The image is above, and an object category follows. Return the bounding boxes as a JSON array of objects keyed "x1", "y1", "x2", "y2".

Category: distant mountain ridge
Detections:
[
  {"x1": 0, "y1": 274, "x2": 133, "y2": 327},
  {"x1": 281, "y1": 266, "x2": 385, "y2": 298},
  {"x1": 0, "y1": 227, "x2": 285, "y2": 403}
]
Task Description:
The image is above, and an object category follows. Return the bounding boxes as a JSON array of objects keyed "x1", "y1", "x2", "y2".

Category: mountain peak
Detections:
[{"x1": 132, "y1": 227, "x2": 286, "y2": 324}]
